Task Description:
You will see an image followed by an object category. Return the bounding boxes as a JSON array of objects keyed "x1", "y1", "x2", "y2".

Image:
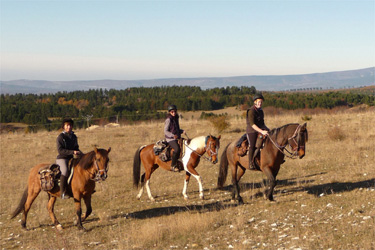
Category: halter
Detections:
[{"x1": 267, "y1": 124, "x2": 305, "y2": 159}]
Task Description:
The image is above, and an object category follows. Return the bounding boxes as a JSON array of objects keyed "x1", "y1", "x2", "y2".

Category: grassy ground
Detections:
[{"x1": 1, "y1": 107, "x2": 374, "y2": 249}]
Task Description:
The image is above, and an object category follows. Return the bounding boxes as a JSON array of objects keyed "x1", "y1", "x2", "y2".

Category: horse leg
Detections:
[
  {"x1": 22, "y1": 183, "x2": 41, "y2": 229},
  {"x1": 136, "y1": 173, "x2": 146, "y2": 200},
  {"x1": 186, "y1": 166, "x2": 204, "y2": 200},
  {"x1": 144, "y1": 179, "x2": 155, "y2": 202},
  {"x1": 231, "y1": 164, "x2": 243, "y2": 204},
  {"x1": 263, "y1": 167, "x2": 276, "y2": 201},
  {"x1": 182, "y1": 172, "x2": 191, "y2": 200},
  {"x1": 81, "y1": 195, "x2": 92, "y2": 222},
  {"x1": 46, "y1": 195, "x2": 62, "y2": 230},
  {"x1": 74, "y1": 196, "x2": 85, "y2": 230},
  {"x1": 236, "y1": 166, "x2": 246, "y2": 204}
]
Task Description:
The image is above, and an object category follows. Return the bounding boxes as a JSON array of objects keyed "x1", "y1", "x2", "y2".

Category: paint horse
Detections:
[
  {"x1": 11, "y1": 147, "x2": 111, "y2": 231},
  {"x1": 133, "y1": 135, "x2": 221, "y2": 201},
  {"x1": 218, "y1": 123, "x2": 308, "y2": 203}
]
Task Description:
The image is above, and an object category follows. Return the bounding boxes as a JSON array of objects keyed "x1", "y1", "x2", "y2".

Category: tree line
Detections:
[{"x1": 1, "y1": 85, "x2": 374, "y2": 130}]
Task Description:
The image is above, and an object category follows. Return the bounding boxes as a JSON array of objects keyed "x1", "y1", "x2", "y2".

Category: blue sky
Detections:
[{"x1": 1, "y1": 0, "x2": 374, "y2": 81}]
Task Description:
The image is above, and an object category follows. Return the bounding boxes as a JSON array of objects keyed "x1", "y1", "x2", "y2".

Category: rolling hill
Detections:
[{"x1": 1, "y1": 67, "x2": 374, "y2": 94}]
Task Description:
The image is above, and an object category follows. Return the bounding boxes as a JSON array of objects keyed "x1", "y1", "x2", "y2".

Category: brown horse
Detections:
[
  {"x1": 218, "y1": 123, "x2": 308, "y2": 203},
  {"x1": 133, "y1": 135, "x2": 221, "y2": 201},
  {"x1": 11, "y1": 147, "x2": 111, "y2": 231}
]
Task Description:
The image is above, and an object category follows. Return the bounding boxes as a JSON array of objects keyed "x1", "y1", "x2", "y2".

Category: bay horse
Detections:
[
  {"x1": 11, "y1": 147, "x2": 111, "y2": 231},
  {"x1": 217, "y1": 123, "x2": 308, "y2": 203},
  {"x1": 133, "y1": 135, "x2": 221, "y2": 201}
]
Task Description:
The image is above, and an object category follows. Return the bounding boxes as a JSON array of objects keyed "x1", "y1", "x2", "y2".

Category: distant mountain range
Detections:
[{"x1": 1, "y1": 67, "x2": 374, "y2": 94}]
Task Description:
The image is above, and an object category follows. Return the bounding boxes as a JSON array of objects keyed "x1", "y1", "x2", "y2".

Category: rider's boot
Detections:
[
  {"x1": 170, "y1": 152, "x2": 179, "y2": 172},
  {"x1": 60, "y1": 175, "x2": 70, "y2": 199},
  {"x1": 247, "y1": 148, "x2": 256, "y2": 170}
]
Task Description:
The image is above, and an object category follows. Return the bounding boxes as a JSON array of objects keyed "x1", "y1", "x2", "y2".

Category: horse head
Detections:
[
  {"x1": 93, "y1": 147, "x2": 111, "y2": 181},
  {"x1": 287, "y1": 123, "x2": 308, "y2": 159},
  {"x1": 205, "y1": 135, "x2": 221, "y2": 164}
]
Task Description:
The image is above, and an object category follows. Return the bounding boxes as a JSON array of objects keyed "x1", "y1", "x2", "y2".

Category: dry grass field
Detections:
[{"x1": 1, "y1": 107, "x2": 374, "y2": 250}]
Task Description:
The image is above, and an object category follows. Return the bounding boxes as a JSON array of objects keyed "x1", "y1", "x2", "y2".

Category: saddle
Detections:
[
  {"x1": 38, "y1": 164, "x2": 61, "y2": 191},
  {"x1": 153, "y1": 139, "x2": 185, "y2": 162},
  {"x1": 236, "y1": 133, "x2": 265, "y2": 157},
  {"x1": 38, "y1": 159, "x2": 78, "y2": 192}
]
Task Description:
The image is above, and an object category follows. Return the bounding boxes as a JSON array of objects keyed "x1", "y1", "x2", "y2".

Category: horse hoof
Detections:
[
  {"x1": 183, "y1": 196, "x2": 189, "y2": 201},
  {"x1": 199, "y1": 196, "x2": 205, "y2": 200}
]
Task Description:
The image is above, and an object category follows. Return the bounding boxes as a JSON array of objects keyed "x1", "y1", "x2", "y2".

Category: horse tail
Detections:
[
  {"x1": 217, "y1": 143, "x2": 230, "y2": 188},
  {"x1": 11, "y1": 187, "x2": 28, "y2": 219},
  {"x1": 133, "y1": 146, "x2": 143, "y2": 189}
]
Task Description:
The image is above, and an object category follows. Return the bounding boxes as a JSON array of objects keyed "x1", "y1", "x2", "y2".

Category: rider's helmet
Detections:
[
  {"x1": 61, "y1": 118, "x2": 74, "y2": 129},
  {"x1": 253, "y1": 93, "x2": 265, "y2": 102},
  {"x1": 168, "y1": 104, "x2": 177, "y2": 112}
]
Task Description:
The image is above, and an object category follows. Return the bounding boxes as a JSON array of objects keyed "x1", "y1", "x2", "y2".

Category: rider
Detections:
[
  {"x1": 56, "y1": 118, "x2": 81, "y2": 199},
  {"x1": 246, "y1": 93, "x2": 270, "y2": 170},
  {"x1": 164, "y1": 104, "x2": 186, "y2": 172}
]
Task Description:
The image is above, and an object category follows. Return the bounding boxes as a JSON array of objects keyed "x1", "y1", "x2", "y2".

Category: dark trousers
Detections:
[
  {"x1": 168, "y1": 140, "x2": 181, "y2": 166},
  {"x1": 247, "y1": 132, "x2": 257, "y2": 164}
]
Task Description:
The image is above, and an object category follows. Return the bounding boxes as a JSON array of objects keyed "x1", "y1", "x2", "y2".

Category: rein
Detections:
[{"x1": 267, "y1": 124, "x2": 302, "y2": 159}]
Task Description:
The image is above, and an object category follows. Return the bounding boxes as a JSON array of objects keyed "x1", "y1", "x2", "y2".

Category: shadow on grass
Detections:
[
  {"x1": 304, "y1": 178, "x2": 375, "y2": 196},
  {"x1": 116, "y1": 201, "x2": 238, "y2": 220},
  {"x1": 217, "y1": 172, "x2": 325, "y2": 193}
]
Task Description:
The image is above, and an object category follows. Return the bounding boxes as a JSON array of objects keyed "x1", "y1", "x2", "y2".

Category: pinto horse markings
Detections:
[
  {"x1": 133, "y1": 135, "x2": 221, "y2": 201},
  {"x1": 11, "y1": 147, "x2": 111, "y2": 231},
  {"x1": 218, "y1": 123, "x2": 308, "y2": 203}
]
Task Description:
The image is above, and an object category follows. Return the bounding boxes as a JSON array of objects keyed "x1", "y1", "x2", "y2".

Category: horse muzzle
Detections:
[{"x1": 298, "y1": 148, "x2": 306, "y2": 159}]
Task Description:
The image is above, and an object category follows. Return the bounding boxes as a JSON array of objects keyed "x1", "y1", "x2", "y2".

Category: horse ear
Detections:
[
  {"x1": 107, "y1": 147, "x2": 111, "y2": 153},
  {"x1": 218, "y1": 135, "x2": 221, "y2": 140},
  {"x1": 94, "y1": 147, "x2": 98, "y2": 154}
]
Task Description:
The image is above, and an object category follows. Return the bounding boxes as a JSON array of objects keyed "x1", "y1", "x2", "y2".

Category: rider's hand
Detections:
[
  {"x1": 174, "y1": 135, "x2": 178, "y2": 139},
  {"x1": 262, "y1": 130, "x2": 269, "y2": 136}
]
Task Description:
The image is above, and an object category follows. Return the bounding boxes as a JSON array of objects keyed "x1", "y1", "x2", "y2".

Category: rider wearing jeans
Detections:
[
  {"x1": 56, "y1": 118, "x2": 81, "y2": 199},
  {"x1": 164, "y1": 105, "x2": 186, "y2": 172},
  {"x1": 246, "y1": 93, "x2": 270, "y2": 170}
]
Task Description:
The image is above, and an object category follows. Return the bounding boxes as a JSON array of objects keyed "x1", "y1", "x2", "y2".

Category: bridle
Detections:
[
  {"x1": 88, "y1": 158, "x2": 109, "y2": 182},
  {"x1": 268, "y1": 124, "x2": 306, "y2": 159},
  {"x1": 184, "y1": 136, "x2": 219, "y2": 163}
]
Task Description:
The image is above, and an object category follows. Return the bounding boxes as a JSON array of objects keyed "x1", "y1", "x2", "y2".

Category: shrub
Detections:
[
  {"x1": 301, "y1": 115, "x2": 312, "y2": 121},
  {"x1": 208, "y1": 115, "x2": 230, "y2": 133},
  {"x1": 327, "y1": 126, "x2": 346, "y2": 141}
]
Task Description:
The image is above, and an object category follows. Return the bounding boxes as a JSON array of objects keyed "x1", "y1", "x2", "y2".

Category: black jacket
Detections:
[{"x1": 56, "y1": 132, "x2": 79, "y2": 159}]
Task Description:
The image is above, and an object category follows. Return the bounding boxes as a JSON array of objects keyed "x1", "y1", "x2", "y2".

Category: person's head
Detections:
[
  {"x1": 253, "y1": 93, "x2": 264, "y2": 109},
  {"x1": 168, "y1": 104, "x2": 177, "y2": 117},
  {"x1": 61, "y1": 118, "x2": 74, "y2": 133}
]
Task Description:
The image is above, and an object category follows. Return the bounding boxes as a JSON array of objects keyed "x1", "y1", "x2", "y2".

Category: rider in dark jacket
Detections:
[
  {"x1": 246, "y1": 93, "x2": 270, "y2": 170},
  {"x1": 164, "y1": 105, "x2": 185, "y2": 172},
  {"x1": 56, "y1": 118, "x2": 81, "y2": 199}
]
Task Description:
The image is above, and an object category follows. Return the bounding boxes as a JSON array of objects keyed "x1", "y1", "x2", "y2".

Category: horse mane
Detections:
[
  {"x1": 268, "y1": 123, "x2": 300, "y2": 138},
  {"x1": 76, "y1": 151, "x2": 96, "y2": 170}
]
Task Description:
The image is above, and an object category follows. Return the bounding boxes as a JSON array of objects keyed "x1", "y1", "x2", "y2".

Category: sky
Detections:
[{"x1": 1, "y1": 0, "x2": 374, "y2": 81}]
